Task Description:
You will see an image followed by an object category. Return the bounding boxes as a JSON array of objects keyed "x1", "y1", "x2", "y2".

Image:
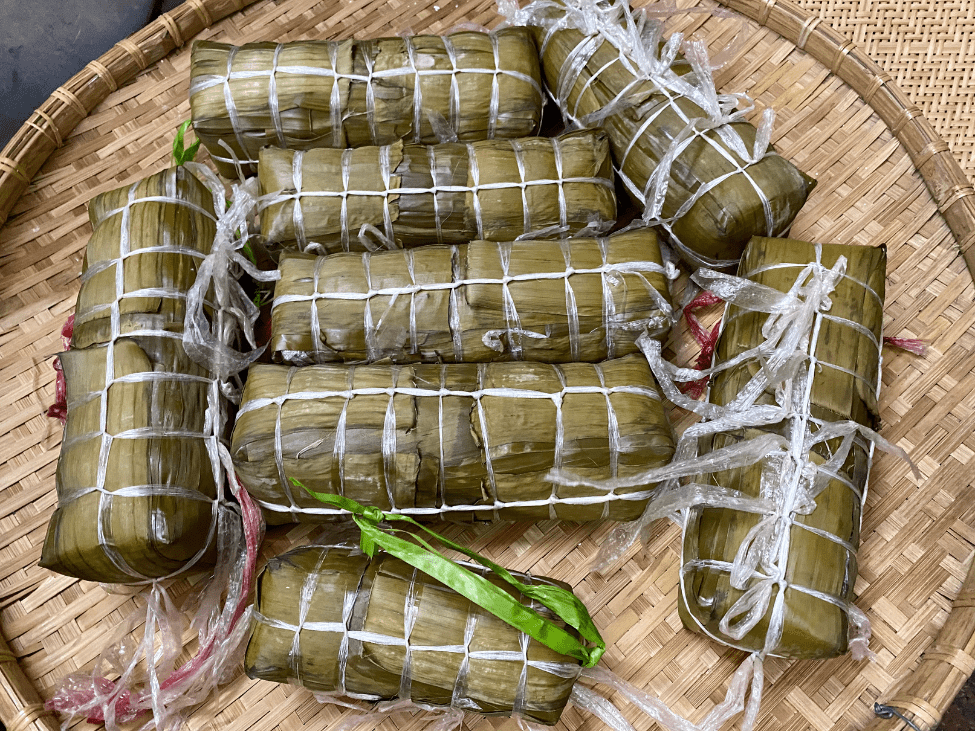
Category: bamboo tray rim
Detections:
[{"x1": 1, "y1": 1, "x2": 973, "y2": 731}]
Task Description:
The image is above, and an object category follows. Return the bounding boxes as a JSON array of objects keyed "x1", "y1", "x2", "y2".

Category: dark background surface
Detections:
[
  {"x1": 0, "y1": 0, "x2": 160, "y2": 147},
  {"x1": 0, "y1": 1, "x2": 972, "y2": 729}
]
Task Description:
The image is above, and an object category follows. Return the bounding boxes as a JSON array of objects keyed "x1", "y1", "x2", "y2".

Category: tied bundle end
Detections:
[
  {"x1": 45, "y1": 474, "x2": 263, "y2": 731},
  {"x1": 181, "y1": 163, "x2": 280, "y2": 383}
]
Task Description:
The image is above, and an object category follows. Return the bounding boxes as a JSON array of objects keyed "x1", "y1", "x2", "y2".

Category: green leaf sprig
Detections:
[
  {"x1": 294, "y1": 484, "x2": 606, "y2": 668},
  {"x1": 172, "y1": 120, "x2": 201, "y2": 166}
]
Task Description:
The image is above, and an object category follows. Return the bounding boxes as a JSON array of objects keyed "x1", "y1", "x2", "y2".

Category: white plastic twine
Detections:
[
  {"x1": 545, "y1": 248, "x2": 920, "y2": 731},
  {"x1": 48, "y1": 165, "x2": 269, "y2": 731},
  {"x1": 183, "y1": 162, "x2": 280, "y2": 382},
  {"x1": 571, "y1": 659, "x2": 764, "y2": 731},
  {"x1": 274, "y1": 231, "x2": 677, "y2": 364},
  {"x1": 498, "y1": 0, "x2": 778, "y2": 269},
  {"x1": 255, "y1": 543, "x2": 581, "y2": 730}
]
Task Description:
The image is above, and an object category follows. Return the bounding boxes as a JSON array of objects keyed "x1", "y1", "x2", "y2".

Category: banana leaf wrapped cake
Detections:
[
  {"x1": 623, "y1": 237, "x2": 886, "y2": 660},
  {"x1": 677, "y1": 238, "x2": 886, "y2": 658},
  {"x1": 189, "y1": 29, "x2": 544, "y2": 178},
  {"x1": 231, "y1": 356, "x2": 674, "y2": 523},
  {"x1": 509, "y1": 0, "x2": 816, "y2": 269},
  {"x1": 258, "y1": 129, "x2": 617, "y2": 254},
  {"x1": 247, "y1": 542, "x2": 581, "y2": 724},
  {"x1": 40, "y1": 167, "x2": 221, "y2": 584},
  {"x1": 71, "y1": 168, "x2": 217, "y2": 348},
  {"x1": 270, "y1": 228, "x2": 673, "y2": 365},
  {"x1": 540, "y1": 235, "x2": 900, "y2": 726}
]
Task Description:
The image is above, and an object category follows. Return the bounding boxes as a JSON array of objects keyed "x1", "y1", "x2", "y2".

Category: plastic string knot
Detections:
[{"x1": 181, "y1": 163, "x2": 280, "y2": 380}]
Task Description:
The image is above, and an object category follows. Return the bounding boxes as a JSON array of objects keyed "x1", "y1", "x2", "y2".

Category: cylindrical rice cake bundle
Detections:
[
  {"x1": 71, "y1": 167, "x2": 217, "y2": 348},
  {"x1": 42, "y1": 338, "x2": 218, "y2": 583},
  {"x1": 189, "y1": 29, "x2": 544, "y2": 178},
  {"x1": 680, "y1": 237, "x2": 886, "y2": 658},
  {"x1": 258, "y1": 129, "x2": 617, "y2": 254},
  {"x1": 525, "y1": 0, "x2": 816, "y2": 269},
  {"x1": 230, "y1": 356, "x2": 674, "y2": 524},
  {"x1": 270, "y1": 229, "x2": 673, "y2": 365},
  {"x1": 40, "y1": 167, "x2": 220, "y2": 584},
  {"x1": 246, "y1": 543, "x2": 582, "y2": 724}
]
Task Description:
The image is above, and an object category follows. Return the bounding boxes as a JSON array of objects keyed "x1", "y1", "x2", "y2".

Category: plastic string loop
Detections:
[
  {"x1": 45, "y1": 156, "x2": 270, "y2": 731},
  {"x1": 882, "y1": 335, "x2": 926, "y2": 355},
  {"x1": 498, "y1": 0, "x2": 779, "y2": 270},
  {"x1": 296, "y1": 488, "x2": 606, "y2": 668}
]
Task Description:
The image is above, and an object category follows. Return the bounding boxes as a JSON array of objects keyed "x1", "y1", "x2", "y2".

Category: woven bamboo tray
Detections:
[{"x1": 1, "y1": 1, "x2": 974, "y2": 730}]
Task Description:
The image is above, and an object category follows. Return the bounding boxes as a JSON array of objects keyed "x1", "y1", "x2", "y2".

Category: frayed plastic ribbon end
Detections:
[
  {"x1": 181, "y1": 164, "x2": 280, "y2": 382},
  {"x1": 46, "y1": 675, "x2": 142, "y2": 725},
  {"x1": 45, "y1": 463, "x2": 263, "y2": 731},
  {"x1": 883, "y1": 335, "x2": 926, "y2": 356}
]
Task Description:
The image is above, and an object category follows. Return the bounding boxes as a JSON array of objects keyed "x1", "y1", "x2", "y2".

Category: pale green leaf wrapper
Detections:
[
  {"x1": 680, "y1": 237, "x2": 886, "y2": 659},
  {"x1": 257, "y1": 129, "x2": 617, "y2": 254},
  {"x1": 231, "y1": 356, "x2": 674, "y2": 524},
  {"x1": 247, "y1": 542, "x2": 582, "y2": 724},
  {"x1": 270, "y1": 228, "x2": 672, "y2": 365},
  {"x1": 189, "y1": 30, "x2": 544, "y2": 178}
]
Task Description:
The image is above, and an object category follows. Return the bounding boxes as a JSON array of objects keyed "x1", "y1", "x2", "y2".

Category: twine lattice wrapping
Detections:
[
  {"x1": 246, "y1": 542, "x2": 582, "y2": 724},
  {"x1": 43, "y1": 166, "x2": 268, "y2": 731},
  {"x1": 673, "y1": 240, "x2": 888, "y2": 660},
  {"x1": 270, "y1": 229, "x2": 676, "y2": 365},
  {"x1": 500, "y1": 0, "x2": 816, "y2": 269},
  {"x1": 41, "y1": 168, "x2": 223, "y2": 583},
  {"x1": 549, "y1": 238, "x2": 917, "y2": 731},
  {"x1": 189, "y1": 29, "x2": 545, "y2": 178},
  {"x1": 257, "y1": 129, "x2": 617, "y2": 253},
  {"x1": 231, "y1": 356, "x2": 674, "y2": 523}
]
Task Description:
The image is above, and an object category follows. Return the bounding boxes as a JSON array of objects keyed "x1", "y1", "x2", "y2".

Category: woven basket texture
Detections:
[{"x1": 0, "y1": 1, "x2": 974, "y2": 731}]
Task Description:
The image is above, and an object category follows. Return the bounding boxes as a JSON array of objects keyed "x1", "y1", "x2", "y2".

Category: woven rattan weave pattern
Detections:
[
  {"x1": 0, "y1": 1, "x2": 974, "y2": 730},
  {"x1": 800, "y1": 0, "x2": 975, "y2": 180}
]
